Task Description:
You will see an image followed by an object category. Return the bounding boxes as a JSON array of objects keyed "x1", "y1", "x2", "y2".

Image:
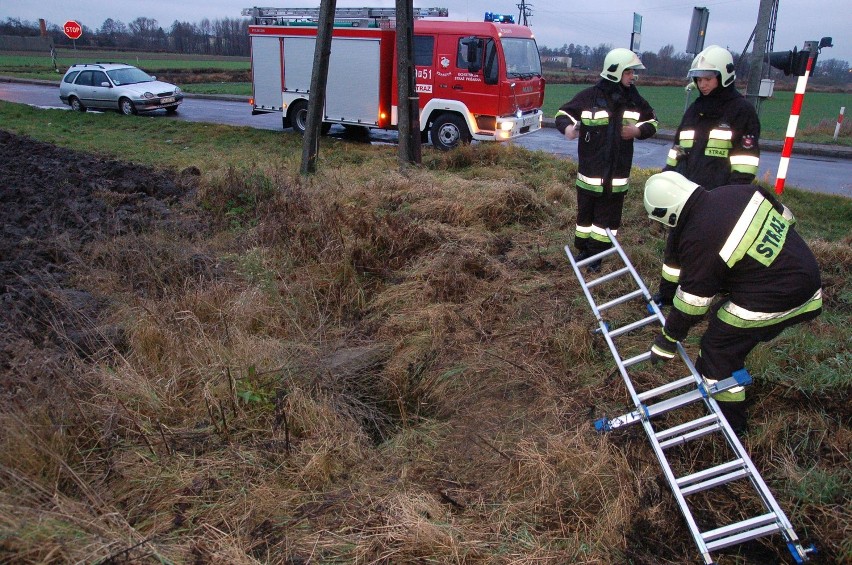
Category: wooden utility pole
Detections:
[
  {"x1": 396, "y1": 0, "x2": 421, "y2": 168},
  {"x1": 300, "y1": 0, "x2": 337, "y2": 175}
]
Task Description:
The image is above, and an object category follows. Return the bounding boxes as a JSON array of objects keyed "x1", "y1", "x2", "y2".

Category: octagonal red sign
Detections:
[{"x1": 63, "y1": 21, "x2": 82, "y2": 40}]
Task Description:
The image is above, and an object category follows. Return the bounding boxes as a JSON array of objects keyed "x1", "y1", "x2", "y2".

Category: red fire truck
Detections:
[{"x1": 242, "y1": 7, "x2": 545, "y2": 150}]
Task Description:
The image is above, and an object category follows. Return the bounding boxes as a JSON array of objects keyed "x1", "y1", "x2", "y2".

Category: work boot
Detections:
[
  {"x1": 575, "y1": 249, "x2": 591, "y2": 261},
  {"x1": 717, "y1": 400, "x2": 748, "y2": 435},
  {"x1": 586, "y1": 259, "x2": 602, "y2": 273}
]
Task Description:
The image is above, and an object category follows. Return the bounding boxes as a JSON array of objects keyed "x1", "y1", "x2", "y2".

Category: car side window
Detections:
[
  {"x1": 91, "y1": 71, "x2": 109, "y2": 87},
  {"x1": 75, "y1": 71, "x2": 93, "y2": 86},
  {"x1": 63, "y1": 71, "x2": 80, "y2": 84}
]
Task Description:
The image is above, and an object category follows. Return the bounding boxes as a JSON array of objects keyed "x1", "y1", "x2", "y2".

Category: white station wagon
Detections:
[{"x1": 59, "y1": 62, "x2": 183, "y2": 115}]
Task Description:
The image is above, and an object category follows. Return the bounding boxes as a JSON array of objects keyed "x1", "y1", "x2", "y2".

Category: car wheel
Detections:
[
  {"x1": 69, "y1": 96, "x2": 86, "y2": 112},
  {"x1": 430, "y1": 114, "x2": 471, "y2": 151},
  {"x1": 165, "y1": 106, "x2": 178, "y2": 115},
  {"x1": 288, "y1": 100, "x2": 308, "y2": 134},
  {"x1": 119, "y1": 98, "x2": 137, "y2": 116}
]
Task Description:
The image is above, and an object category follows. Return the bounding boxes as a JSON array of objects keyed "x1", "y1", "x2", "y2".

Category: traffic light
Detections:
[{"x1": 766, "y1": 46, "x2": 811, "y2": 76}]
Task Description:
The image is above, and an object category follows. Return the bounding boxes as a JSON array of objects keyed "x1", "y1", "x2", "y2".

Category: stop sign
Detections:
[{"x1": 63, "y1": 20, "x2": 82, "y2": 40}]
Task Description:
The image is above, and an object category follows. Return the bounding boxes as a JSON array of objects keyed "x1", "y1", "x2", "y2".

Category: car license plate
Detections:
[{"x1": 160, "y1": 97, "x2": 175, "y2": 104}]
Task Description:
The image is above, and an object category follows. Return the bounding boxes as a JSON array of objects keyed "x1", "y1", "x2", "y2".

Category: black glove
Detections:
[
  {"x1": 656, "y1": 280, "x2": 676, "y2": 307},
  {"x1": 648, "y1": 291, "x2": 670, "y2": 314},
  {"x1": 650, "y1": 332, "x2": 677, "y2": 365}
]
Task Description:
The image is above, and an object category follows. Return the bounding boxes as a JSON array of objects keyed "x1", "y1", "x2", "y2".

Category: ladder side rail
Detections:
[
  {"x1": 242, "y1": 6, "x2": 448, "y2": 21},
  {"x1": 564, "y1": 243, "x2": 644, "y2": 411}
]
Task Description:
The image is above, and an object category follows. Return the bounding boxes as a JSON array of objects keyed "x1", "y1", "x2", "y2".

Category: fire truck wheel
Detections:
[
  {"x1": 289, "y1": 99, "x2": 309, "y2": 134},
  {"x1": 430, "y1": 114, "x2": 471, "y2": 151}
]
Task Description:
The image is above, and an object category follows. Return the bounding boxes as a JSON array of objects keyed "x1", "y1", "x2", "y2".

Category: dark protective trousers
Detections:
[
  {"x1": 695, "y1": 302, "x2": 822, "y2": 382},
  {"x1": 574, "y1": 189, "x2": 626, "y2": 253},
  {"x1": 694, "y1": 301, "x2": 821, "y2": 432}
]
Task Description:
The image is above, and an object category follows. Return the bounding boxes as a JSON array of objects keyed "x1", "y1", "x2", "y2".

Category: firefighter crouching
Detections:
[
  {"x1": 643, "y1": 171, "x2": 823, "y2": 432},
  {"x1": 555, "y1": 48, "x2": 658, "y2": 272}
]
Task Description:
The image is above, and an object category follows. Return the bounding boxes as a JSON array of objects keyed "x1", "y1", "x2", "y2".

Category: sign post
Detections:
[{"x1": 63, "y1": 20, "x2": 82, "y2": 50}]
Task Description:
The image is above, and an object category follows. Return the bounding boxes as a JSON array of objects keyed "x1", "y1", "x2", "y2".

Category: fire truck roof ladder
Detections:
[
  {"x1": 566, "y1": 231, "x2": 815, "y2": 565},
  {"x1": 242, "y1": 7, "x2": 449, "y2": 25}
]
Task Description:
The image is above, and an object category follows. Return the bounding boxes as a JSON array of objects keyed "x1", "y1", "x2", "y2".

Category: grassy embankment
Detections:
[
  {"x1": 2, "y1": 49, "x2": 850, "y2": 143},
  {"x1": 0, "y1": 99, "x2": 850, "y2": 564}
]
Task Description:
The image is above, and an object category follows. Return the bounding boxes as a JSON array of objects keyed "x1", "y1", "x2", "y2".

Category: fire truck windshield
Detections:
[{"x1": 501, "y1": 38, "x2": 542, "y2": 79}]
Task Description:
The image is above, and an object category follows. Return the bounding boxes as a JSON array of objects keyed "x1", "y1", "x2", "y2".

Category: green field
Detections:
[{"x1": 0, "y1": 50, "x2": 249, "y2": 81}]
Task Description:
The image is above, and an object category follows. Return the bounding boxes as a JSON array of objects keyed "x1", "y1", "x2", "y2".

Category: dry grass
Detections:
[{"x1": 1, "y1": 136, "x2": 849, "y2": 565}]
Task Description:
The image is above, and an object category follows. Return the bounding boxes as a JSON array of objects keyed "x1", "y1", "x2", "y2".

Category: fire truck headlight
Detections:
[{"x1": 500, "y1": 121, "x2": 514, "y2": 131}]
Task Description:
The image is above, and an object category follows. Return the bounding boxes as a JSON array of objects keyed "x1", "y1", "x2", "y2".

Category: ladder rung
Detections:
[
  {"x1": 705, "y1": 523, "x2": 782, "y2": 552},
  {"x1": 646, "y1": 388, "x2": 706, "y2": 418},
  {"x1": 680, "y1": 469, "x2": 750, "y2": 496},
  {"x1": 659, "y1": 422, "x2": 721, "y2": 449},
  {"x1": 677, "y1": 459, "x2": 746, "y2": 488},
  {"x1": 621, "y1": 350, "x2": 652, "y2": 368},
  {"x1": 586, "y1": 266, "x2": 629, "y2": 288},
  {"x1": 608, "y1": 314, "x2": 658, "y2": 338},
  {"x1": 702, "y1": 513, "x2": 779, "y2": 543},
  {"x1": 598, "y1": 288, "x2": 644, "y2": 312},
  {"x1": 638, "y1": 375, "x2": 696, "y2": 401}
]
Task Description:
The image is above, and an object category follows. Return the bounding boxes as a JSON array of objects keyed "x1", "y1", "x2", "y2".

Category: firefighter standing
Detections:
[
  {"x1": 656, "y1": 45, "x2": 762, "y2": 305},
  {"x1": 643, "y1": 171, "x2": 823, "y2": 432},
  {"x1": 664, "y1": 45, "x2": 761, "y2": 189},
  {"x1": 555, "y1": 48, "x2": 658, "y2": 271}
]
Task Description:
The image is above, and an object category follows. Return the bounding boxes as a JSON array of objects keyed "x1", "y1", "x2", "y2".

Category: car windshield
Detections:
[
  {"x1": 106, "y1": 67, "x2": 154, "y2": 86},
  {"x1": 501, "y1": 37, "x2": 542, "y2": 79}
]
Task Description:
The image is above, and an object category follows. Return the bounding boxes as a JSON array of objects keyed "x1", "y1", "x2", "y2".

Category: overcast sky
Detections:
[{"x1": 4, "y1": 0, "x2": 850, "y2": 63}]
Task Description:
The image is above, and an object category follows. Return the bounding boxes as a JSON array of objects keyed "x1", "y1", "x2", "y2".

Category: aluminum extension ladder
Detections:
[{"x1": 565, "y1": 229, "x2": 813, "y2": 565}]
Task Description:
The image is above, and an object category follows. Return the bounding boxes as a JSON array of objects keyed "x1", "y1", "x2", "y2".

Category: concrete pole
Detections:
[{"x1": 746, "y1": 0, "x2": 775, "y2": 108}]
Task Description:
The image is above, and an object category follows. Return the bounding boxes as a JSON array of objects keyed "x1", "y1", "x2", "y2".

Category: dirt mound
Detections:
[{"x1": 0, "y1": 131, "x2": 196, "y2": 373}]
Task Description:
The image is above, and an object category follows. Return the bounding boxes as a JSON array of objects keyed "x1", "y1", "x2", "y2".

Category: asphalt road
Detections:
[{"x1": 1, "y1": 80, "x2": 850, "y2": 198}]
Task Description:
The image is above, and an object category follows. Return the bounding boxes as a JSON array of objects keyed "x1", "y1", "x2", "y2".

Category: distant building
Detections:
[{"x1": 542, "y1": 55, "x2": 572, "y2": 68}]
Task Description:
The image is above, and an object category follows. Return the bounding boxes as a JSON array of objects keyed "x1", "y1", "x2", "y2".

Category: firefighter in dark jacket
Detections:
[
  {"x1": 644, "y1": 171, "x2": 823, "y2": 431},
  {"x1": 555, "y1": 48, "x2": 658, "y2": 271},
  {"x1": 656, "y1": 45, "x2": 762, "y2": 304},
  {"x1": 664, "y1": 45, "x2": 761, "y2": 190}
]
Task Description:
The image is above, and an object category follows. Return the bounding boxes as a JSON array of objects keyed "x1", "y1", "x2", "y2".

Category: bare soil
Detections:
[{"x1": 0, "y1": 130, "x2": 200, "y2": 385}]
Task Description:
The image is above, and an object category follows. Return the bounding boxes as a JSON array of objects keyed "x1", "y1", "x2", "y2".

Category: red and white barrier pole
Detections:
[
  {"x1": 774, "y1": 53, "x2": 815, "y2": 195},
  {"x1": 834, "y1": 106, "x2": 845, "y2": 142}
]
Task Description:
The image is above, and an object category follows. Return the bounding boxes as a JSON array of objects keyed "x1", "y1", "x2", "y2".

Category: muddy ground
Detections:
[{"x1": 0, "y1": 130, "x2": 200, "y2": 387}]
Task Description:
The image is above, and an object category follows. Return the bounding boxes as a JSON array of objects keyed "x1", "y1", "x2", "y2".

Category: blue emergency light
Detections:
[{"x1": 484, "y1": 12, "x2": 515, "y2": 24}]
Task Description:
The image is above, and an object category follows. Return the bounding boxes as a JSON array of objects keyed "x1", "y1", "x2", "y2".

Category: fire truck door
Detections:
[{"x1": 434, "y1": 34, "x2": 494, "y2": 120}]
